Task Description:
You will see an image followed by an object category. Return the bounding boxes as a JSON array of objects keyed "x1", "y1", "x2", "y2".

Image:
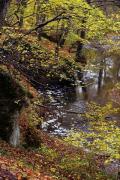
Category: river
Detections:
[{"x1": 40, "y1": 49, "x2": 120, "y2": 137}]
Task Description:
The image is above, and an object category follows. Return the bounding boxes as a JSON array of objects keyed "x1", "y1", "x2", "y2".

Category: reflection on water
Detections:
[{"x1": 41, "y1": 51, "x2": 120, "y2": 136}]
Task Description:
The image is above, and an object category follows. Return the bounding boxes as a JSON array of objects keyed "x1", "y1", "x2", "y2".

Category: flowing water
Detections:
[{"x1": 40, "y1": 50, "x2": 120, "y2": 136}]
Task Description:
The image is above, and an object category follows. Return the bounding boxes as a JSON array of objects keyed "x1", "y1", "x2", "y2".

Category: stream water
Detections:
[{"x1": 40, "y1": 49, "x2": 120, "y2": 137}]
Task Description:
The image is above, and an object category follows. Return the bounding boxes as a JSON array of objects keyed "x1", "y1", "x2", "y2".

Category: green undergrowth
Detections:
[
  {"x1": 65, "y1": 102, "x2": 120, "y2": 164},
  {"x1": 2, "y1": 32, "x2": 81, "y2": 83}
]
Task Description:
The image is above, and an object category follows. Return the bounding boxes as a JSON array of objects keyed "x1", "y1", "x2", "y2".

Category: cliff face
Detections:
[{"x1": 0, "y1": 70, "x2": 28, "y2": 146}]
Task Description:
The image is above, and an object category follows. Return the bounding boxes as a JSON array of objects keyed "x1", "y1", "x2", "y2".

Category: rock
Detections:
[{"x1": 0, "y1": 71, "x2": 29, "y2": 146}]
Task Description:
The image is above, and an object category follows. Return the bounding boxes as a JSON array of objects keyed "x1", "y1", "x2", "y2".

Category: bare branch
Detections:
[{"x1": 22, "y1": 12, "x2": 65, "y2": 37}]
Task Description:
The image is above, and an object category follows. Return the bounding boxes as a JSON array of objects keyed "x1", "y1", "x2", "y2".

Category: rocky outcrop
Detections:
[{"x1": 0, "y1": 70, "x2": 29, "y2": 146}]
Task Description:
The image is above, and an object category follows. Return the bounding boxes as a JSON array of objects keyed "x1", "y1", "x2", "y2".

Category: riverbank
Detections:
[
  {"x1": 1, "y1": 124, "x2": 119, "y2": 180},
  {"x1": 0, "y1": 132, "x2": 114, "y2": 180}
]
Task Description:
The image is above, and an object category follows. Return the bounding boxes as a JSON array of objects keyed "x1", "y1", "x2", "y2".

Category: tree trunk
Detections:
[
  {"x1": 36, "y1": 0, "x2": 46, "y2": 40},
  {"x1": 0, "y1": 0, "x2": 10, "y2": 28},
  {"x1": 75, "y1": 19, "x2": 87, "y2": 99},
  {"x1": 98, "y1": 66, "x2": 104, "y2": 90},
  {"x1": 76, "y1": 30, "x2": 86, "y2": 63},
  {"x1": 15, "y1": 0, "x2": 27, "y2": 28}
]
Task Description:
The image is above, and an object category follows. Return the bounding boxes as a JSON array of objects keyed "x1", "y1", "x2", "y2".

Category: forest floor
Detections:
[{"x1": 0, "y1": 131, "x2": 111, "y2": 180}]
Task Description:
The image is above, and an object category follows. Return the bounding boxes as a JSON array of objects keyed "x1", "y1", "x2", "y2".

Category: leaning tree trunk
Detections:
[{"x1": 0, "y1": 0, "x2": 10, "y2": 28}]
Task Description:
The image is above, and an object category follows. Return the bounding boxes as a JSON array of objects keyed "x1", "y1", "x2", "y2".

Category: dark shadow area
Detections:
[{"x1": 0, "y1": 70, "x2": 28, "y2": 143}]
